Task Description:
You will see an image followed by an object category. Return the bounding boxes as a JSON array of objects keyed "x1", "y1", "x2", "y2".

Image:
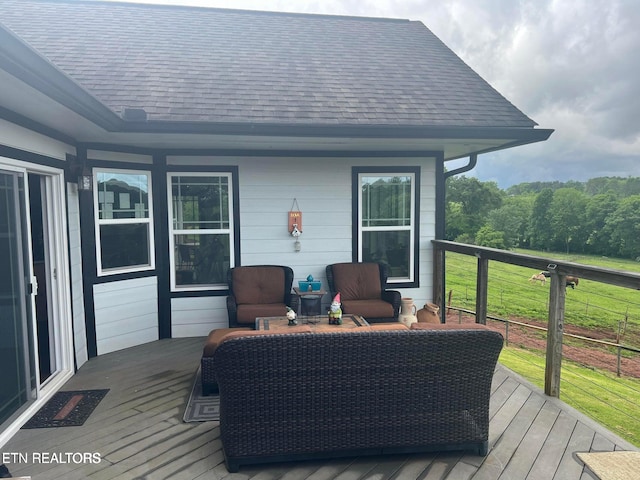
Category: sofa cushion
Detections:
[
  {"x1": 237, "y1": 303, "x2": 288, "y2": 324},
  {"x1": 341, "y1": 299, "x2": 395, "y2": 318},
  {"x1": 411, "y1": 322, "x2": 490, "y2": 331},
  {"x1": 203, "y1": 327, "x2": 252, "y2": 357},
  {"x1": 332, "y1": 263, "x2": 382, "y2": 300},
  {"x1": 203, "y1": 326, "x2": 311, "y2": 357},
  {"x1": 363, "y1": 323, "x2": 408, "y2": 331},
  {"x1": 233, "y1": 267, "x2": 285, "y2": 305}
]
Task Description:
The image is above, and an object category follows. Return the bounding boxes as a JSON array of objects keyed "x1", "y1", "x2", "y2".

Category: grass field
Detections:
[
  {"x1": 500, "y1": 347, "x2": 640, "y2": 446},
  {"x1": 444, "y1": 248, "x2": 640, "y2": 446},
  {"x1": 445, "y1": 249, "x2": 640, "y2": 340}
]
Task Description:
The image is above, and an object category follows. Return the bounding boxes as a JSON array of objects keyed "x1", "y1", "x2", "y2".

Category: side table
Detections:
[{"x1": 293, "y1": 287, "x2": 327, "y2": 316}]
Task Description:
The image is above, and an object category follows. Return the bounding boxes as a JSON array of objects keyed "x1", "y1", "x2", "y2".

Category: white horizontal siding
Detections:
[
  {"x1": 171, "y1": 296, "x2": 227, "y2": 337},
  {"x1": 93, "y1": 277, "x2": 158, "y2": 355},
  {"x1": 66, "y1": 184, "x2": 88, "y2": 368},
  {"x1": 163, "y1": 155, "x2": 437, "y2": 336},
  {"x1": 86, "y1": 150, "x2": 153, "y2": 164},
  {"x1": 237, "y1": 157, "x2": 354, "y2": 281},
  {"x1": 237, "y1": 156, "x2": 436, "y2": 308},
  {"x1": 402, "y1": 160, "x2": 437, "y2": 309},
  {"x1": 0, "y1": 119, "x2": 74, "y2": 161}
]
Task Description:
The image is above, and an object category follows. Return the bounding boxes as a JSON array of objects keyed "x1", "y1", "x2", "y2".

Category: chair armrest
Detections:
[
  {"x1": 226, "y1": 294, "x2": 239, "y2": 327},
  {"x1": 381, "y1": 290, "x2": 402, "y2": 319},
  {"x1": 288, "y1": 295, "x2": 300, "y2": 312}
]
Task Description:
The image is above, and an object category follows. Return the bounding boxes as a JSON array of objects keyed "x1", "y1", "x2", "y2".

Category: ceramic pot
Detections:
[
  {"x1": 398, "y1": 297, "x2": 418, "y2": 327},
  {"x1": 417, "y1": 302, "x2": 440, "y2": 324}
]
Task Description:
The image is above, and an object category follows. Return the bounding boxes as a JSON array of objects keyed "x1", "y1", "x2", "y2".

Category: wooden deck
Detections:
[{"x1": 3, "y1": 337, "x2": 637, "y2": 479}]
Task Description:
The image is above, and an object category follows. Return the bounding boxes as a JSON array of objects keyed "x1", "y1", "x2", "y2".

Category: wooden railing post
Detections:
[
  {"x1": 545, "y1": 267, "x2": 566, "y2": 397},
  {"x1": 433, "y1": 246, "x2": 445, "y2": 323},
  {"x1": 476, "y1": 256, "x2": 488, "y2": 325}
]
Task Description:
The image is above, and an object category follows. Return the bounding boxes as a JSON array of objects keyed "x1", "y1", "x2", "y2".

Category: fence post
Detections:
[
  {"x1": 545, "y1": 266, "x2": 566, "y2": 398},
  {"x1": 505, "y1": 319, "x2": 509, "y2": 346}
]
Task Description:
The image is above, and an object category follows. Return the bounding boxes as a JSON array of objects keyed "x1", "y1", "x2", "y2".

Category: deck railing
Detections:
[{"x1": 432, "y1": 240, "x2": 640, "y2": 397}]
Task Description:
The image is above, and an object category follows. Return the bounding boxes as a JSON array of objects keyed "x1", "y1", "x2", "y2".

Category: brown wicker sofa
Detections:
[{"x1": 212, "y1": 325, "x2": 504, "y2": 472}]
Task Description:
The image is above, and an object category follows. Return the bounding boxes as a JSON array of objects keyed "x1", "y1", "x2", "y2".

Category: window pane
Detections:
[
  {"x1": 100, "y1": 224, "x2": 150, "y2": 270},
  {"x1": 97, "y1": 172, "x2": 150, "y2": 220},
  {"x1": 361, "y1": 175, "x2": 411, "y2": 227},
  {"x1": 362, "y1": 230, "x2": 410, "y2": 278},
  {"x1": 172, "y1": 176, "x2": 229, "y2": 230},
  {"x1": 174, "y1": 233, "x2": 230, "y2": 286}
]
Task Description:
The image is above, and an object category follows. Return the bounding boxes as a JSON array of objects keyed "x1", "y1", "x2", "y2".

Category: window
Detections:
[
  {"x1": 95, "y1": 169, "x2": 154, "y2": 275},
  {"x1": 357, "y1": 169, "x2": 418, "y2": 284},
  {"x1": 168, "y1": 173, "x2": 234, "y2": 290}
]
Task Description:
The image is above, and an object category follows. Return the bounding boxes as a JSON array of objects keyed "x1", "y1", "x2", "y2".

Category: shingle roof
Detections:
[{"x1": 0, "y1": 0, "x2": 537, "y2": 128}]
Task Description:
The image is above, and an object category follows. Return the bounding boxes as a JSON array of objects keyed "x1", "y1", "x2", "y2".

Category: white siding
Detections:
[
  {"x1": 171, "y1": 296, "x2": 227, "y2": 337},
  {"x1": 0, "y1": 118, "x2": 74, "y2": 161},
  {"x1": 86, "y1": 149, "x2": 153, "y2": 164},
  {"x1": 66, "y1": 183, "x2": 88, "y2": 368},
  {"x1": 93, "y1": 277, "x2": 159, "y2": 354},
  {"x1": 166, "y1": 155, "x2": 437, "y2": 332}
]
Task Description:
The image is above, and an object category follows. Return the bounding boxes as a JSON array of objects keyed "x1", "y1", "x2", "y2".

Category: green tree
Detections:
[
  {"x1": 606, "y1": 195, "x2": 640, "y2": 259},
  {"x1": 475, "y1": 225, "x2": 506, "y2": 249},
  {"x1": 584, "y1": 193, "x2": 618, "y2": 255},
  {"x1": 547, "y1": 188, "x2": 588, "y2": 253},
  {"x1": 487, "y1": 195, "x2": 533, "y2": 249},
  {"x1": 528, "y1": 189, "x2": 554, "y2": 250},
  {"x1": 446, "y1": 176, "x2": 503, "y2": 238}
]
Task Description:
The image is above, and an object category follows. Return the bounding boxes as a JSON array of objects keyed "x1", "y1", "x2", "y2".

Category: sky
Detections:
[{"x1": 102, "y1": 0, "x2": 640, "y2": 188}]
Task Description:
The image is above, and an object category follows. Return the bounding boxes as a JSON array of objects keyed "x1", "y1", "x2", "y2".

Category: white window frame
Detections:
[
  {"x1": 94, "y1": 168, "x2": 155, "y2": 276},
  {"x1": 358, "y1": 171, "x2": 416, "y2": 283},
  {"x1": 167, "y1": 172, "x2": 235, "y2": 292}
]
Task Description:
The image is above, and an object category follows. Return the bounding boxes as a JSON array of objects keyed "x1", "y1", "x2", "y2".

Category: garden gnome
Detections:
[
  {"x1": 328, "y1": 292, "x2": 343, "y2": 325},
  {"x1": 286, "y1": 306, "x2": 298, "y2": 325}
]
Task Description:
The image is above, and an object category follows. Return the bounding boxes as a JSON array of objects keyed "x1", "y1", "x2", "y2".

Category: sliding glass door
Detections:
[{"x1": 0, "y1": 170, "x2": 36, "y2": 426}]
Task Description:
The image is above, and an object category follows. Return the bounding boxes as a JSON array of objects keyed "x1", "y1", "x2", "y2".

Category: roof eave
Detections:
[
  {"x1": 0, "y1": 23, "x2": 123, "y2": 131},
  {"x1": 122, "y1": 118, "x2": 553, "y2": 140}
]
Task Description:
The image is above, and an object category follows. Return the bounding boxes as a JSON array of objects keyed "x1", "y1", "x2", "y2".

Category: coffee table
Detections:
[{"x1": 255, "y1": 314, "x2": 369, "y2": 331}]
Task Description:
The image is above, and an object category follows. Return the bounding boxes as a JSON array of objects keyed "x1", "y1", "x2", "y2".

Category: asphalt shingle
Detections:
[{"x1": 0, "y1": 0, "x2": 537, "y2": 127}]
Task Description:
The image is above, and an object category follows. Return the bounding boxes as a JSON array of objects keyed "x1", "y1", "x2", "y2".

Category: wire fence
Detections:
[
  {"x1": 439, "y1": 245, "x2": 640, "y2": 446},
  {"x1": 447, "y1": 306, "x2": 640, "y2": 378},
  {"x1": 444, "y1": 252, "x2": 640, "y2": 377}
]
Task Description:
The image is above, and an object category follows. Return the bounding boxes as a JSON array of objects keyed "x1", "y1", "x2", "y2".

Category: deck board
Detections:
[{"x1": 2, "y1": 337, "x2": 637, "y2": 480}]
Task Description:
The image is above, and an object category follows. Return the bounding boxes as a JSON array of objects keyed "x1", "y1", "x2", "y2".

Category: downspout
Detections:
[
  {"x1": 443, "y1": 153, "x2": 478, "y2": 181},
  {"x1": 434, "y1": 153, "x2": 478, "y2": 321},
  {"x1": 436, "y1": 153, "x2": 478, "y2": 239}
]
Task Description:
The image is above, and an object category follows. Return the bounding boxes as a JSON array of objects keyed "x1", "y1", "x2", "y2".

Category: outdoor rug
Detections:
[
  {"x1": 577, "y1": 451, "x2": 640, "y2": 480},
  {"x1": 183, "y1": 367, "x2": 220, "y2": 422},
  {"x1": 22, "y1": 389, "x2": 109, "y2": 429}
]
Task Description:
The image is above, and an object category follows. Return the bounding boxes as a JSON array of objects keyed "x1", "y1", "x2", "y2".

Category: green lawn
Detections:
[
  {"x1": 444, "y1": 248, "x2": 640, "y2": 446},
  {"x1": 445, "y1": 250, "x2": 640, "y2": 336},
  {"x1": 500, "y1": 347, "x2": 640, "y2": 446}
]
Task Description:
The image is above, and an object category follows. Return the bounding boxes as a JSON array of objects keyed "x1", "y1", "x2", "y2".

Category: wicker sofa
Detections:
[{"x1": 212, "y1": 325, "x2": 504, "y2": 472}]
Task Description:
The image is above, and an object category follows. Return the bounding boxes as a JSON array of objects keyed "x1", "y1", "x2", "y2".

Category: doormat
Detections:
[
  {"x1": 577, "y1": 451, "x2": 640, "y2": 480},
  {"x1": 183, "y1": 368, "x2": 219, "y2": 422},
  {"x1": 21, "y1": 389, "x2": 109, "y2": 429}
]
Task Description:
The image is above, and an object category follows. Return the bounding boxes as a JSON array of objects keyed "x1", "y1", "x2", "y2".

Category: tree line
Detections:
[{"x1": 445, "y1": 175, "x2": 640, "y2": 260}]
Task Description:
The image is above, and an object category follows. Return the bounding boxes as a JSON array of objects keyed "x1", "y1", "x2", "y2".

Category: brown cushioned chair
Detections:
[
  {"x1": 226, "y1": 265, "x2": 298, "y2": 328},
  {"x1": 325, "y1": 262, "x2": 401, "y2": 323}
]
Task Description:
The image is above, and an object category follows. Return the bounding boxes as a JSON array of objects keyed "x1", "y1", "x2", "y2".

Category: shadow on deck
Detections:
[{"x1": 2, "y1": 337, "x2": 637, "y2": 479}]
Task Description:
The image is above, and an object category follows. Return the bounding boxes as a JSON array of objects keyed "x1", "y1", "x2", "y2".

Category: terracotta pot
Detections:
[{"x1": 417, "y1": 302, "x2": 440, "y2": 324}]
